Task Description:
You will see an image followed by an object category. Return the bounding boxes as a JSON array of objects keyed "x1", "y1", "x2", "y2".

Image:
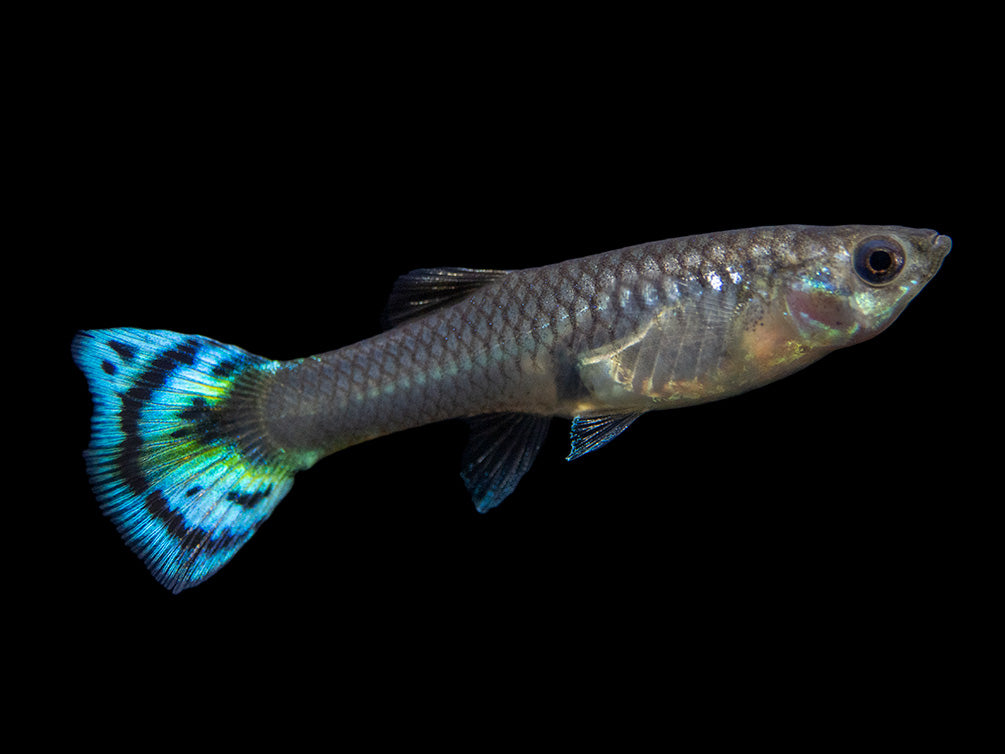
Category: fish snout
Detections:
[{"x1": 932, "y1": 232, "x2": 952, "y2": 259}]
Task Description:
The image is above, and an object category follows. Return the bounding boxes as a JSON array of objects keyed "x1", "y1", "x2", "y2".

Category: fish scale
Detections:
[{"x1": 73, "y1": 224, "x2": 950, "y2": 591}]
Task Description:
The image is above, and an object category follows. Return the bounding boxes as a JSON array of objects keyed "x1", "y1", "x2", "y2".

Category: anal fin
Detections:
[{"x1": 461, "y1": 413, "x2": 551, "y2": 513}]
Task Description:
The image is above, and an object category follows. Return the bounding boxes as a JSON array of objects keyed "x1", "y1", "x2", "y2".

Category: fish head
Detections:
[{"x1": 782, "y1": 225, "x2": 951, "y2": 348}]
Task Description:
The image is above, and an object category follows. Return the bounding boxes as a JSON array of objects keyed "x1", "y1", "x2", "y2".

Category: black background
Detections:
[{"x1": 35, "y1": 15, "x2": 983, "y2": 725}]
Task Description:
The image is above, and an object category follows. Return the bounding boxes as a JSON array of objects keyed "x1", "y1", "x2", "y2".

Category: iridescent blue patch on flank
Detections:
[{"x1": 72, "y1": 328, "x2": 295, "y2": 593}]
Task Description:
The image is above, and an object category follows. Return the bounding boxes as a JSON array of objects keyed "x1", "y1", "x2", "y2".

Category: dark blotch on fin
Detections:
[
  {"x1": 118, "y1": 386, "x2": 151, "y2": 496},
  {"x1": 383, "y1": 267, "x2": 511, "y2": 329},
  {"x1": 177, "y1": 396, "x2": 228, "y2": 445},
  {"x1": 145, "y1": 489, "x2": 189, "y2": 538},
  {"x1": 461, "y1": 413, "x2": 550, "y2": 513},
  {"x1": 178, "y1": 397, "x2": 209, "y2": 422},
  {"x1": 225, "y1": 485, "x2": 273, "y2": 509},
  {"x1": 567, "y1": 412, "x2": 644, "y2": 461},
  {"x1": 213, "y1": 358, "x2": 241, "y2": 377},
  {"x1": 109, "y1": 339, "x2": 137, "y2": 362},
  {"x1": 113, "y1": 342, "x2": 204, "y2": 498}
]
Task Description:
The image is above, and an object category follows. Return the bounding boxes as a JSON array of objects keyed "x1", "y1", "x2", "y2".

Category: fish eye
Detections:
[{"x1": 854, "y1": 237, "x2": 905, "y2": 286}]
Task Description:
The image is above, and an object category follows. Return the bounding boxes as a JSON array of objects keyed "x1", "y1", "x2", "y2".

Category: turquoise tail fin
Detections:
[{"x1": 72, "y1": 328, "x2": 296, "y2": 593}]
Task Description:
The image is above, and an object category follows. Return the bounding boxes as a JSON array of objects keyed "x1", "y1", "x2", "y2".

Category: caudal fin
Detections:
[{"x1": 72, "y1": 328, "x2": 296, "y2": 593}]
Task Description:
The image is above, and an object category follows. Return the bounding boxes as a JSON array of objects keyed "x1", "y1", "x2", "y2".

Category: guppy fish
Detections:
[{"x1": 73, "y1": 225, "x2": 950, "y2": 592}]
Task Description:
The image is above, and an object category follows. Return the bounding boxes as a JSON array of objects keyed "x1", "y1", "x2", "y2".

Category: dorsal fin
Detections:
[{"x1": 383, "y1": 267, "x2": 511, "y2": 328}]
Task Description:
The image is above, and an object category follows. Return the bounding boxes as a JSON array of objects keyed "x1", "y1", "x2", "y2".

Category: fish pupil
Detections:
[{"x1": 867, "y1": 250, "x2": 892, "y2": 274}]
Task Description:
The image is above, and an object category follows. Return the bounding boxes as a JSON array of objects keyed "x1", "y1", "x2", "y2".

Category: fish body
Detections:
[{"x1": 73, "y1": 225, "x2": 950, "y2": 591}]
